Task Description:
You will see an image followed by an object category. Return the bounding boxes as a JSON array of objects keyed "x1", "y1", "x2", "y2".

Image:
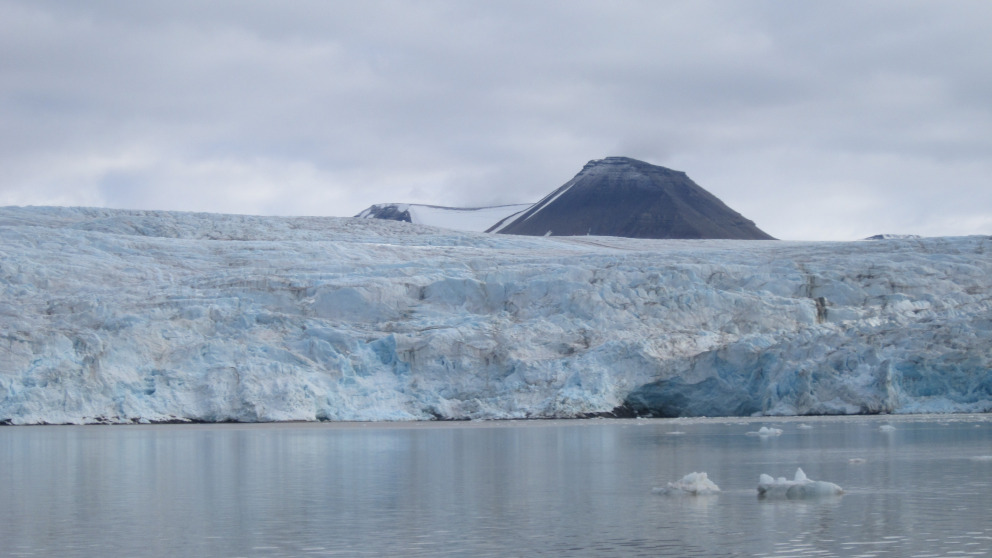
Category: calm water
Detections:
[{"x1": 2, "y1": 415, "x2": 991, "y2": 557}]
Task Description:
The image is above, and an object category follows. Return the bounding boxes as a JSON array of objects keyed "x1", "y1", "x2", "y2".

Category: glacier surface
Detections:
[{"x1": 1, "y1": 206, "x2": 991, "y2": 424}]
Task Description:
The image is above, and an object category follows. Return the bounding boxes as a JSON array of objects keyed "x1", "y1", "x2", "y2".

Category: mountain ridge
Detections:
[
  {"x1": 355, "y1": 203, "x2": 530, "y2": 233},
  {"x1": 357, "y1": 157, "x2": 774, "y2": 240},
  {"x1": 489, "y1": 157, "x2": 774, "y2": 239}
]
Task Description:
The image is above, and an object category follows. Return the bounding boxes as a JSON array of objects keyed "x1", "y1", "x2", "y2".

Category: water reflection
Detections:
[{"x1": 0, "y1": 416, "x2": 990, "y2": 557}]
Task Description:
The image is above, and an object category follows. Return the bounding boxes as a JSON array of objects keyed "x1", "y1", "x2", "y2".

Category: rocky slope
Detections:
[{"x1": 489, "y1": 157, "x2": 774, "y2": 239}]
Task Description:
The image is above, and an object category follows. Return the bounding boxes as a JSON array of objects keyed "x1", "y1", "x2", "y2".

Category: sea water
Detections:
[{"x1": 1, "y1": 415, "x2": 991, "y2": 557}]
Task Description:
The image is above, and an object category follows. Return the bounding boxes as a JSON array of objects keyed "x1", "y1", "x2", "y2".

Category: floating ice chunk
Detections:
[
  {"x1": 879, "y1": 424, "x2": 896, "y2": 432},
  {"x1": 746, "y1": 426, "x2": 783, "y2": 437},
  {"x1": 797, "y1": 424, "x2": 813, "y2": 430},
  {"x1": 757, "y1": 468, "x2": 843, "y2": 499},
  {"x1": 655, "y1": 472, "x2": 721, "y2": 495},
  {"x1": 848, "y1": 458, "x2": 867, "y2": 464},
  {"x1": 971, "y1": 455, "x2": 992, "y2": 462}
]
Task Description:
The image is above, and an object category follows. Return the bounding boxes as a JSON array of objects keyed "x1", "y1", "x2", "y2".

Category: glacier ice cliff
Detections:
[{"x1": 1, "y1": 206, "x2": 990, "y2": 424}]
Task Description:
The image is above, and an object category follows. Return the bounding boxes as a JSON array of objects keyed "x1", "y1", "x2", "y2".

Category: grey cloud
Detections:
[{"x1": 1, "y1": 0, "x2": 989, "y2": 239}]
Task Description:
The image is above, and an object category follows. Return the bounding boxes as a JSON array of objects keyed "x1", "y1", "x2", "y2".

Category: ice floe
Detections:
[
  {"x1": 747, "y1": 427, "x2": 784, "y2": 437},
  {"x1": 757, "y1": 468, "x2": 843, "y2": 499},
  {"x1": 655, "y1": 472, "x2": 721, "y2": 495}
]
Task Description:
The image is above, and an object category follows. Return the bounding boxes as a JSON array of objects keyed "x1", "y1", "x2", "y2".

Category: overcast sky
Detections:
[{"x1": 2, "y1": 1, "x2": 990, "y2": 240}]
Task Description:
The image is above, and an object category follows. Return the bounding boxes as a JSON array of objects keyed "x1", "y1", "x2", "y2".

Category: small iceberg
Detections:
[
  {"x1": 757, "y1": 468, "x2": 843, "y2": 499},
  {"x1": 654, "y1": 472, "x2": 721, "y2": 495},
  {"x1": 797, "y1": 423, "x2": 813, "y2": 430},
  {"x1": 879, "y1": 424, "x2": 896, "y2": 432},
  {"x1": 746, "y1": 426, "x2": 783, "y2": 437}
]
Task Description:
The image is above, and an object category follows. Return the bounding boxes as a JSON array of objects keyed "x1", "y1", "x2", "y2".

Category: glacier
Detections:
[{"x1": 1, "y1": 206, "x2": 991, "y2": 425}]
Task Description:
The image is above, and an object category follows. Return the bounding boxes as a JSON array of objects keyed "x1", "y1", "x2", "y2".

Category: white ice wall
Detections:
[{"x1": 1, "y1": 207, "x2": 990, "y2": 424}]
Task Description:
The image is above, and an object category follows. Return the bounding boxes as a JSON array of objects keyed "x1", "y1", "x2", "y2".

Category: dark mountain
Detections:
[
  {"x1": 357, "y1": 204, "x2": 414, "y2": 222},
  {"x1": 488, "y1": 157, "x2": 774, "y2": 240}
]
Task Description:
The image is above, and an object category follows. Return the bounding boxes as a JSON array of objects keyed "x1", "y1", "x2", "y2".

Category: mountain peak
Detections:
[
  {"x1": 573, "y1": 157, "x2": 689, "y2": 187},
  {"x1": 586, "y1": 155, "x2": 670, "y2": 167},
  {"x1": 489, "y1": 157, "x2": 774, "y2": 240}
]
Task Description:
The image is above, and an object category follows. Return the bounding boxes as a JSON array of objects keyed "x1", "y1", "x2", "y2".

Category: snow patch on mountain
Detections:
[
  {"x1": 863, "y1": 234, "x2": 923, "y2": 240},
  {"x1": 1, "y1": 206, "x2": 990, "y2": 424},
  {"x1": 356, "y1": 203, "x2": 531, "y2": 233},
  {"x1": 488, "y1": 182, "x2": 574, "y2": 233}
]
